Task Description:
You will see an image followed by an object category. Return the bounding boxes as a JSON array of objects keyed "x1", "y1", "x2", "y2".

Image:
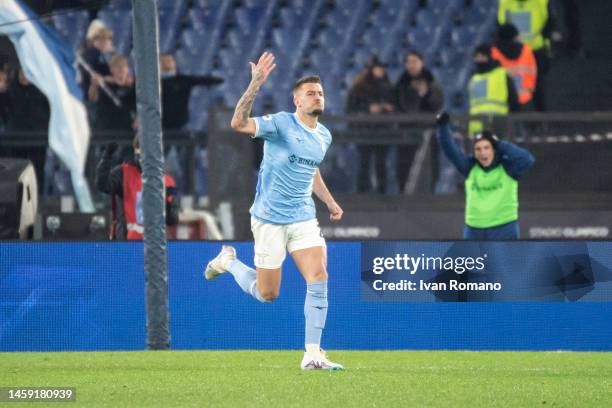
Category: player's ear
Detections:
[{"x1": 293, "y1": 94, "x2": 299, "y2": 108}]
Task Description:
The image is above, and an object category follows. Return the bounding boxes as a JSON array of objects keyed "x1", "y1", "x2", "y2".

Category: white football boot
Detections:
[
  {"x1": 300, "y1": 349, "x2": 344, "y2": 371},
  {"x1": 204, "y1": 245, "x2": 236, "y2": 280}
]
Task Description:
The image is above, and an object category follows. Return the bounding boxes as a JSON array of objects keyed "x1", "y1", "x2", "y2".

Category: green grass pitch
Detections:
[{"x1": 1, "y1": 350, "x2": 611, "y2": 407}]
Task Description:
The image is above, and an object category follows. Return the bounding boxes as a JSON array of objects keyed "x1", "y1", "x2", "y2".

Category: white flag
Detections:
[{"x1": 0, "y1": 0, "x2": 94, "y2": 212}]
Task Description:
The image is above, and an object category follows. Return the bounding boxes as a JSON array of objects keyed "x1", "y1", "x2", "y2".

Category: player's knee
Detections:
[
  {"x1": 310, "y1": 270, "x2": 328, "y2": 282},
  {"x1": 260, "y1": 289, "x2": 279, "y2": 302}
]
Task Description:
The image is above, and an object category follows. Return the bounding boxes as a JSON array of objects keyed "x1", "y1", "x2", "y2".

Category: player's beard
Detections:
[{"x1": 311, "y1": 108, "x2": 323, "y2": 116}]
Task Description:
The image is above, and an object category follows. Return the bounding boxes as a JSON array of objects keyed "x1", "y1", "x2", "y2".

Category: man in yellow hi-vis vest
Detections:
[
  {"x1": 498, "y1": 0, "x2": 552, "y2": 111},
  {"x1": 468, "y1": 44, "x2": 519, "y2": 137}
]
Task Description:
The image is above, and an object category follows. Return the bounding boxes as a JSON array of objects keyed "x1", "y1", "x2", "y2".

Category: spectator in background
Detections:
[
  {"x1": 436, "y1": 112, "x2": 535, "y2": 240},
  {"x1": 0, "y1": 65, "x2": 50, "y2": 190},
  {"x1": 394, "y1": 51, "x2": 444, "y2": 113},
  {"x1": 80, "y1": 20, "x2": 114, "y2": 98},
  {"x1": 95, "y1": 135, "x2": 179, "y2": 240},
  {"x1": 89, "y1": 55, "x2": 135, "y2": 133},
  {"x1": 160, "y1": 53, "x2": 223, "y2": 130},
  {"x1": 346, "y1": 56, "x2": 394, "y2": 194},
  {"x1": 0, "y1": 65, "x2": 11, "y2": 128},
  {"x1": 468, "y1": 44, "x2": 519, "y2": 137},
  {"x1": 492, "y1": 23, "x2": 537, "y2": 109},
  {"x1": 5, "y1": 67, "x2": 50, "y2": 131},
  {"x1": 556, "y1": 0, "x2": 582, "y2": 56},
  {"x1": 159, "y1": 53, "x2": 223, "y2": 194},
  {"x1": 30, "y1": 0, "x2": 101, "y2": 20},
  {"x1": 393, "y1": 51, "x2": 444, "y2": 193},
  {"x1": 498, "y1": 0, "x2": 552, "y2": 111}
]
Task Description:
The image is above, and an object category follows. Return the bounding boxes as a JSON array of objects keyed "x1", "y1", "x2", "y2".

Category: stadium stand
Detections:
[
  {"x1": 3, "y1": 0, "x2": 607, "y2": 204},
  {"x1": 49, "y1": 0, "x2": 506, "y2": 124},
  {"x1": 51, "y1": 10, "x2": 89, "y2": 51}
]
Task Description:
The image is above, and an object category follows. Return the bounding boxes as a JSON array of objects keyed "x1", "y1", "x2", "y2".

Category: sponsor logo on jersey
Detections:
[{"x1": 288, "y1": 154, "x2": 319, "y2": 167}]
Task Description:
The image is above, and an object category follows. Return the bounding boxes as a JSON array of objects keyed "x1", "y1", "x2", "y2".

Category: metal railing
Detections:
[
  {"x1": 0, "y1": 129, "x2": 208, "y2": 202},
  {"x1": 1, "y1": 110, "x2": 611, "y2": 210}
]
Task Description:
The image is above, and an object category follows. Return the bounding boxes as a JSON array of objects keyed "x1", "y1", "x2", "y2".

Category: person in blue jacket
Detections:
[{"x1": 436, "y1": 112, "x2": 535, "y2": 239}]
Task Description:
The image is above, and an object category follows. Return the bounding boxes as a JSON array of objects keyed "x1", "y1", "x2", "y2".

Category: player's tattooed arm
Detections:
[
  {"x1": 313, "y1": 168, "x2": 343, "y2": 222},
  {"x1": 231, "y1": 52, "x2": 276, "y2": 134},
  {"x1": 232, "y1": 81, "x2": 259, "y2": 129}
]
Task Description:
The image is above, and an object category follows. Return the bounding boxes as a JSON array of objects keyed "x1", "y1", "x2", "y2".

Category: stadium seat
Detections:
[
  {"x1": 265, "y1": 68, "x2": 292, "y2": 102},
  {"x1": 189, "y1": 8, "x2": 223, "y2": 33},
  {"x1": 414, "y1": 8, "x2": 438, "y2": 29},
  {"x1": 386, "y1": 47, "x2": 409, "y2": 69},
  {"x1": 434, "y1": 67, "x2": 459, "y2": 88},
  {"x1": 175, "y1": 48, "x2": 205, "y2": 75},
  {"x1": 164, "y1": 0, "x2": 498, "y2": 135},
  {"x1": 217, "y1": 48, "x2": 242, "y2": 69},
  {"x1": 271, "y1": 29, "x2": 302, "y2": 56},
  {"x1": 351, "y1": 48, "x2": 372, "y2": 70},
  {"x1": 279, "y1": 8, "x2": 309, "y2": 29},
  {"x1": 234, "y1": 6, "x2": 266, "y2": 35},
  {"x1": 159, "y1": 2, "x2": 187, "y2": 22},
  {"x1": 258, "y1": 87, "x2": 278, "y2": 109},
  {"x1": 406, "y1": 26, "x2": 434, "y2": 52},
  {"x1": 159, "y1": 0, "x2": 187, "y2": 10},
  {"x1": 97, "y1": 8, "x2": 132, "y2": 54},
  {"x1": 52, "y1": 10, "x2": 89, "y2": 51},
  {"x1": 438, "y1": 46, "x2": 470, "y2": 68},
  {"x1": 159, "y1": 6, "x2": 188, "y2": 53},
  {"x1": 369, "y1": 8, "x2": 398, "y2": 27},
  {"x1": 475, "y1": 17, "x2": 497, "y2": 43},
  {"x1": 106, "y1": 0, "x2": 131, "y2": 10},
  {"x1": 264, "y1": 46, "x2": 292, "y2": 67},
  {"x1": 378, "y1": 0, "x2": 416, "y2": 16},
  {"x1": 180, "y1": 28, "x2": 210, "y2": 56},
  {"x1": 309, "y1": 50, "x2": 336, "y2": 76},
  {"x1": 450, "y1": 26, "x2": 478, "y2": 48},
  {"x1": 386, "y1": 65, "x2": 402, "y2": 82},
  {"x1": 317, "y1": 28, "x2": 344, "y2": 49},
  {"x1": 326, "y1": 4, "x2": 350, "y2": 27},
  {"x1": 225, "y1": 29, "x2": 253, "y2": 50},
  {"x1": 192, "y1": 0, "x2": 224, "y2": 9},
  {"x1": 475, "y1": 0, "x2": 499, "y2": 14},
  {"x1": 343, "y1": 68, "x2": 359, "y2": 89},
  {"x1": 461, "y1": 5, "x2": 491, "y2": 27},
  {"x1": 243, "y1": 0, "x2": 263, "y2": 7},
  {"x1": 324, "y1": 88, "x2": 345, "y2": 114},
  {"x1": 426, "y1": 0, "x2": 461, "y2": 14},
  {"x1": 159, "y1": 32, "x2": 177, "y2": 54},
  {"x1": 361, "y1": 27, "x2": 394, "y2": 51},
  {"x1": 186, "y1": 86, "x2": 210, "y2": 130},
  {"x1": 432, "y1": 67, "x2": 465, "y2": 111}
]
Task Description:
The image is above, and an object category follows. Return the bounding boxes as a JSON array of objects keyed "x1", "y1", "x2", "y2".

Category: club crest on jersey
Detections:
[{"x1": 289, "y1": 130, "x2": 303, "y2": 143}]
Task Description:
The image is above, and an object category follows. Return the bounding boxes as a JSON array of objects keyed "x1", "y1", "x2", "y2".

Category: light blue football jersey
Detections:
[{"x1": 250, "y1": 111, "x2": 332, "y2": 224}]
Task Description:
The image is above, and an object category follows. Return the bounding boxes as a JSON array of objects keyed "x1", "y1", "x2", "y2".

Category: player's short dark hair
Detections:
[{"x1": 293, "y1": 75, "x2": 322, "y2": 93}]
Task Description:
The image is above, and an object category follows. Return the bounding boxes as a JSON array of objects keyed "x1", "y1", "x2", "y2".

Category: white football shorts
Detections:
[{"x1": 251, "y1": 217, "x2": 326, "y2": 269}]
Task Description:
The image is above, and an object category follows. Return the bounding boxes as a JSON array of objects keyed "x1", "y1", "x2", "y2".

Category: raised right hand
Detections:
[
  {"x1": 436, "y1": 111, "x2": 450, "y2": 126},
  {"x1": 249, "y1": 52, "x2": 276, "y2": 86}
]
